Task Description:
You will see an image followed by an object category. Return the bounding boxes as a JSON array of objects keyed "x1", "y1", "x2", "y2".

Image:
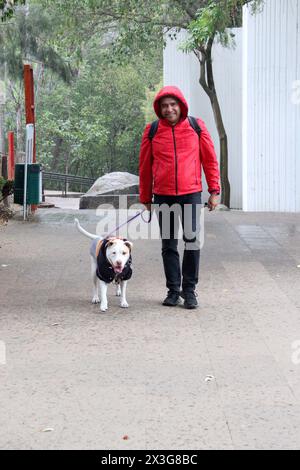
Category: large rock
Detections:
[{"x1": 80, "y1": 172, "x2": 140, "y2": 209}]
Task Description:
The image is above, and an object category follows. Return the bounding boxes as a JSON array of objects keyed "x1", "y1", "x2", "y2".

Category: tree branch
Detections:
[
  {"x1": 7, "y1": 79, "x2": 19, "y2": 105},
  {"x1": 172, "y1": 0, "x2": 195, "y2": 20},
  {"x1": 173, "y1": 0, "x2": 209, "y2": 19},
  {"x1": 91, "y1": 7, "x2": 189, "y2": 30}
]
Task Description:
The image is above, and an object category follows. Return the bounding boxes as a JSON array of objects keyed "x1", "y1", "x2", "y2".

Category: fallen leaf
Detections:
[
  {"x1": 205, "y1": 375, "x2": 215, "y2": 383},
  {"x1": 122, "y1": 435, "x2": 129, "y2": 440},
  {"x1": 42, "y1": 427, "x2": 54, "y2": 433}
]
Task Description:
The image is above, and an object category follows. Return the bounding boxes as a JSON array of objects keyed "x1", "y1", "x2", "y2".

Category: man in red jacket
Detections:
[{"x1": 139, "y1": 86, "x2": 220, "y2": 309}]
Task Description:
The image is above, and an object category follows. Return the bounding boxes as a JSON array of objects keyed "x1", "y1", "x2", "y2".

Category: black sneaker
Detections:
[
  {"x1": 180, "y1": 290, "x2": 198, "y2": 309},
  {"x1": 162, "y1": 291, "x2": 181, "y2": 307}
]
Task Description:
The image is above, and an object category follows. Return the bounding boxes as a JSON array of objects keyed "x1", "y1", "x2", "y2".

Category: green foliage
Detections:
[
  {"x1": 181, "y1": 0, "x2": 264, "y2": 52},
  {"x1": 0, "y1": 4, "x2": 72, "y2": 82},
  {"x1": 183, "y1": 2, "x2": 232, "y2": 50},
  {"x1": 0, "y1": 176, "x2": 6, "y2": 192},
  {"x1": 36, "y1": 40, "x2": 162, "y2": 178},
  {"x1": 0, "y1": 1, "x2": 163, "y2": 181},
  {"x1": 0, "y1": 0, "x2": 25, "y2": 21},
  {"x1": 0, "y1": 179, "x2": 14, "y2": 198},
  {"x1": 142, "y1": 79, "x2": 164, "y2": 124}
]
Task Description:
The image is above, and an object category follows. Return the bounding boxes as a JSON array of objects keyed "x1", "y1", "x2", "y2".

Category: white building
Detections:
[{"x1": 163, "y1": 0, "x2": 300, "y2": 212}]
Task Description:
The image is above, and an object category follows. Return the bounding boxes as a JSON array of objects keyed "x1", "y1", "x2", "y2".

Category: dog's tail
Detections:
[{"x1": 74, "y1": 218, "x2": 99, "y2": 240}]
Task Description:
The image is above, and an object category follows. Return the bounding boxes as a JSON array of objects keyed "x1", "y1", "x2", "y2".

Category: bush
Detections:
[
  {"x1": 0, "y1": 176, "x2": 7, "y2": 193},
  {"x1": 0, "y1": 178, "x2": 14, "y2": 200}
]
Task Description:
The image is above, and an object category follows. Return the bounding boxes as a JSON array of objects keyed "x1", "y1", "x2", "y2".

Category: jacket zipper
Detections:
[{"x1": 172, "y1": 127, "x2": 178, "y2": 194}]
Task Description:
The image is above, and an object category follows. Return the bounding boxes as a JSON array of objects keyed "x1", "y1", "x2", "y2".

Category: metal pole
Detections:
[
  {"x1": 23, "y1": 124, "x2": 34, "y2": 221},
  {"x1": 24, "y1": 64, "x2": 36, "y2": 213},
  {"x1": 23, "y1": 141, "x2": 28, "y2": 221}
]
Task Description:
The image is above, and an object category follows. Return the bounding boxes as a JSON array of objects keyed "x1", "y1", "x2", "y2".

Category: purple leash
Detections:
[{"x1": 106, "y1": 209, "x2": 151, "y2": 238}]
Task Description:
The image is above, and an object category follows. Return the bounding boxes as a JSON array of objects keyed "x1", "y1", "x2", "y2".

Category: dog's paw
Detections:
[
  {"x1": 116, "y1": 286, "x2": 121, "y2": 297},
  {"x1": 100, "y1": 303, "x2": 108, "y2": 312},
  {"x1": 120, "y1": 300, "x2": 129, "y2": 308},
  {"x1": 92, "y1": 296, "x2": 100, "y2": 304}
]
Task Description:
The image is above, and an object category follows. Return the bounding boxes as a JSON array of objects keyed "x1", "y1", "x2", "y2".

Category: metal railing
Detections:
[{"x1": 42, "y1": 171, "x2": 96, "y2": 196}]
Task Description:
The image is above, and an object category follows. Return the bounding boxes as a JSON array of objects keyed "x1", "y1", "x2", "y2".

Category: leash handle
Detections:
[{"x1": 140, "y1": 209, "x2": 152, "y2": 223}]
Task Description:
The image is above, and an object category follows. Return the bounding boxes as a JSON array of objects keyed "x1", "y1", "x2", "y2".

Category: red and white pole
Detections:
[
  {"x1": 24, "y1": 65, "x2": 36, "y2": 163},
  {"x1": 24, "y1": 64, "x2": 37, "y2": 213}
]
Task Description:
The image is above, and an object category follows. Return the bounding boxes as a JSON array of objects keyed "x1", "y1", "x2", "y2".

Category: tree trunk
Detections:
[
  {"x1": 109, "y1": 134, "x2": 116, "y2": 173},
  {"x1": 196, "y1": 38, "x2": 231, "y2": 208},
  {"x1": 210, "y1": 93, "x2": 230, "y2": 208},
  {"x1": 51, "y1": 136, "x2": 64, "y2": 171}
]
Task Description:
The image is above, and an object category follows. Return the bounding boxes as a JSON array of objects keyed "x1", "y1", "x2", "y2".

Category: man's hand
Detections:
[
  {"x1": 207, "y1": 194, "x2": 219, "y2": 211},
  {"x1": 143, "y1": 203, "x2": 152, "y2": 212}
]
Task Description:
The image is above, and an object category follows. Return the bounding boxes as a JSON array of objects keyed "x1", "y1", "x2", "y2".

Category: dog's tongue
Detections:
[{"x1": 114, "y1": 266, "x2": 123, "y2": 274}]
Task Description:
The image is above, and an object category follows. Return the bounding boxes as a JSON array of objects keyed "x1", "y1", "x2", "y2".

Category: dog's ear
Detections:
[
  {"x1": 106, "y1": 240, "x2": 116, "y2": 248},
  {"x1": 124, "y1": 240, "x2": 133, "y2": 251}
]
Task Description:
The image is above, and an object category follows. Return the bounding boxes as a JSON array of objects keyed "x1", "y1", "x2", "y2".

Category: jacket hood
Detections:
[{"x1": 153, "y1": 86, "x2": 188, "y2": 120}]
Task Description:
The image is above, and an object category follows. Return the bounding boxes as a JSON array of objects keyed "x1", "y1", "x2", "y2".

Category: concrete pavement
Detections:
[{"x1": 0, "y1": 207, "x2": 300, "y2": 449}]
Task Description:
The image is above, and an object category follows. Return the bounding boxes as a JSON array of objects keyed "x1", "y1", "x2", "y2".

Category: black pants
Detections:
[{"x1": 154, "y1": 192, "x2": 202, "y2": 293}]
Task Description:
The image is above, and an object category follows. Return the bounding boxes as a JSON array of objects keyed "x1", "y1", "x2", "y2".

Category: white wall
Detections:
[
  {"x1": 164, "y1": 29, "x2": 243, "y2": 209},
  {"x1": 243, "y1": 0, "x2": 300, "y2": 212},
  {"x1": 163, "y1": 31, "x2": 191, "y2": 107}
]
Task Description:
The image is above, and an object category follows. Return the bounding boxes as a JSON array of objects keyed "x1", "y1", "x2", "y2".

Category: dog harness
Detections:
[{"x1": 92, "y1": 238, "x2": 133, "y2": 284}]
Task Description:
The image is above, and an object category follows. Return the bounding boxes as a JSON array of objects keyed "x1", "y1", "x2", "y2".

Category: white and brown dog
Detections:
[{"x1": 75, "y1": 219, "x2": 133, "y2": 312}]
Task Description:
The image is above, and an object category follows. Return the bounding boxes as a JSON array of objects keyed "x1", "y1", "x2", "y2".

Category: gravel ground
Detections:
[{"x1": 1, "y1": 207, "x2": 300, "y2": 449}]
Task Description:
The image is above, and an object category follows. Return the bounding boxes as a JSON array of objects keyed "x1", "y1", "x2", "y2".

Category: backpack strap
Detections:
[
  {"x1": 148, "y1": 116, "x2": 201, "y2": 140},
  {"x1": 188, "y1": 116, "x2": 202, "y2": 138},
  {"x1": 148, "y1": 120, "x2": 159, "y2": 141}
]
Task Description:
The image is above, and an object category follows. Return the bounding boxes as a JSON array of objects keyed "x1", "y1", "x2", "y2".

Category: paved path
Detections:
[
  {"x1": 44, "y1": 191, "x2": 81, "y2": 210},
  {"x1": 1, "y1": 207, "x2": 300, "y2": 449}
]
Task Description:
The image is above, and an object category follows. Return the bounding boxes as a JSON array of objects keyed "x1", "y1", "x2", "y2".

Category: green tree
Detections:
[
  {"x1": 0, "y1": 1, "x2": 25, "y2": 164},
  {"x1": 37, "y1": 40, "x2": 158, "y2": 180},
  {"x1": 0, "y1": 3, "x2": 72, "y2": 158},
  {"x1": 0, "y1": 0, "x2": 25, "y2": 21},
  {"x1": 2, "y1": 1, "x2": 163, "y2": 180}
]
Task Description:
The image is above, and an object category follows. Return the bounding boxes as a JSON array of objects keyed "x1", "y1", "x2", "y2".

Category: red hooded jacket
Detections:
[{"x1": 139, "y1": 86, "x2": 220, "y2": 203}]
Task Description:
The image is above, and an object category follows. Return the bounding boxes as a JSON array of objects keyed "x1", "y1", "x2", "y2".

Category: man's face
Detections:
[{"x1": 160, "y1": 96, "x2": 181, "y2": 125}]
